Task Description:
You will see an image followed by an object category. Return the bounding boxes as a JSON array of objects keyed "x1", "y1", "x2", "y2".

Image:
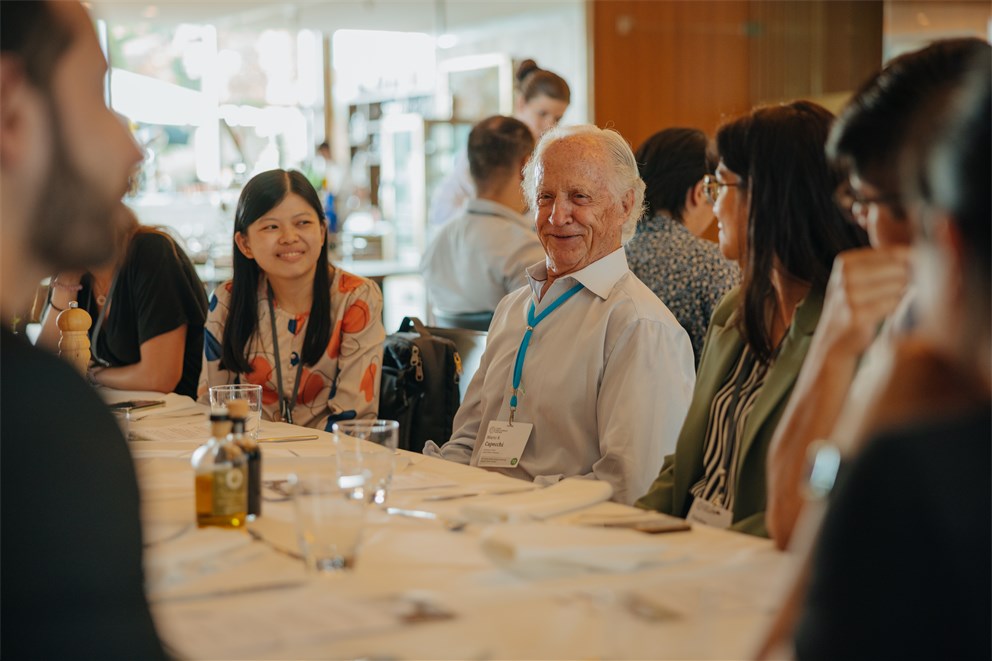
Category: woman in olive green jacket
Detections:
[{"x1": 636, "y1": 101, "x2": 867, "y2": 537}]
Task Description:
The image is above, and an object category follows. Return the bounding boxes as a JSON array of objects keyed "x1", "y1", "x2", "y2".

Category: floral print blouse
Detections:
[
  {"x1": 626, "y1": 214, "x2": 740, "y2": 365},
  {"x1": 198, "y1": 267, "x2": 385, "y2": 431}
]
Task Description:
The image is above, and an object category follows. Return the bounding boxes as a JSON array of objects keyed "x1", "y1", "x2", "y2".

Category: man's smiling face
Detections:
[{"x1": 533, "y1": 136, "x2": 628, "y2": 279}]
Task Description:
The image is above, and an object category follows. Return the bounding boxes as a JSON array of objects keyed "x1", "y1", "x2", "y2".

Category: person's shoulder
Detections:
[
  {"x1": 861, "y1": 406, "x2": 991, "y2": 473},
  {"x1": 207, "y1": 279, "x2": 235, "y2": 314},
  {"x1": 1, "y1": 332, "x2": 108, "y2": 413},
  {"x1": 332, "y1": 267, "x2": 382, "y2": 302},
  {"x1": 610, "y1": 272, "x2": 684, "y2": 331},
  {"x1": 3, "y1": 330, "x2": 76, "y2": 377},
  {"x1": 488, "y1": 285, "x2": 532, "y2": 331},
  {"x1": 709, "y1": 285, "x2": 742, "y2": 321}
]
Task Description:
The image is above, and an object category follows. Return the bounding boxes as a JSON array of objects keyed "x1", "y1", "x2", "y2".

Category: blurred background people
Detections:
[
  {"x1": 421, "y1": 115, "x2": 542, "y2": 324},
  {"x1": 626, "y1": 127, "x2": 740, "y2": 364},
  {"x1": 792, "y1": 48, "x2": 990, "y2": 660},
  {"x1": 200, "y1": 169, "x2": 385, "y2": 430},
  {"x1": 1, "y1": 0, "x2": 164, "y2": 657},
  {"x1": 38, "y1": 204, "x2": 208, "y2": 398},
  {"x1": 764, "y1": 37, "x2": 989, "y2": 548},
  {"x1": 428, "y1": 59, "x2": 570, "y2": 227},
  {"x1": 636, "y1": 101, "x2": 868, "y2": 536}
]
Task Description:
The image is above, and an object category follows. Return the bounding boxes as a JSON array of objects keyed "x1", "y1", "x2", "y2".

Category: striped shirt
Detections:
[{"x1": 689, "y1": 345, "x2": 771, "y2": 510}]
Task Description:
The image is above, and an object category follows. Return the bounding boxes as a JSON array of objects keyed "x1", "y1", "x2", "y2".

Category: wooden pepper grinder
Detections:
[{"x1": 57, "y1": 301, "x2": 92, "y2": 374}]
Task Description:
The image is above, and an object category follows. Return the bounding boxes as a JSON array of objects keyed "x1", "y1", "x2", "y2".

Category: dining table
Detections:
[{"x1": 108, "y1": 389, "x2": 794, "y2": 660}]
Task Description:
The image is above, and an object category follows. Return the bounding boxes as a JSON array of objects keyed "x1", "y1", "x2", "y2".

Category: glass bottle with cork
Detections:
[
  {"x1": 191, "y1": 408, "x2": 247, "y2": 528},
  {"x1": 226, "y1": 398, "x2": 261, "y2": 519}
]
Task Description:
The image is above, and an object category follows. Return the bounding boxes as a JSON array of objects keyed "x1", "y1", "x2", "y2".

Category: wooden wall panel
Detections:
[
  {"x1": 749, "y1": 0, "x2": 883, "y2": 105},
  {"x1": 591, "y1": 0, "x2": 752, "y2": 150},
  {"x1": 592, "y1": 0, "x2": 883, "y2": 152}
]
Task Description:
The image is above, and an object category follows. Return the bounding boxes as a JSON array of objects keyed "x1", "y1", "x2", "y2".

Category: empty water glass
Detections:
[
  {"x1": 289, "y1": 472, "x2": 366, "y2": 574},
  {"x1": 332, "y1": 420, "x2": 400, "y2": 506}
]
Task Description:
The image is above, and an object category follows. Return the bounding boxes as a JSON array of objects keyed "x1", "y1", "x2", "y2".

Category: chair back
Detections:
[
  {"x1": 425, "y1": 325, "x2": 488, "y2": 401},
  {"x1": 432, "y1": 311, "x2": 493, "y2": 332}
]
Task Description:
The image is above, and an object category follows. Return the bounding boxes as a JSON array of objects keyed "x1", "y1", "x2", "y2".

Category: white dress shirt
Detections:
[
  {"x1": 421, "y1": 198, "x2": 546, "y2": 315},
  {"x1": 433, "y1": 248, "x2": 696, "y2": 505},
  {"x1": 428, "y1": 151, "x2": 474, "y2": 227}
]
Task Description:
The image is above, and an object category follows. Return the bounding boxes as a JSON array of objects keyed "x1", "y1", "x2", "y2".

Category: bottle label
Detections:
[{"x1": 212, "y1": 466, "x2": 247, "y2": 516}]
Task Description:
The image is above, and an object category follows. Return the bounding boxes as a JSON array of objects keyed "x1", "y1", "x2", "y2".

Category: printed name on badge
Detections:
[{"x1": 475, "y1": 420, "x2": 533, "y2": 468}]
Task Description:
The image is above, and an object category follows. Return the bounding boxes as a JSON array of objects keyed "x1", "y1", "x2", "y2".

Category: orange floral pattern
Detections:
[
  {"x1": 360, "y1": 363, "x2": 377, "y2": 403},
  {"x1": 199, "y1": 267, "x2": 385, "y2": 430},
  {"x1": 342, "y1": 300, "x2": 371, "y2": 334}
]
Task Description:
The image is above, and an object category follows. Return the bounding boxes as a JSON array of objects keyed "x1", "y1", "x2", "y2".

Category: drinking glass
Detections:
[
  {"x1": 209, "y1": 384, "x2": 262, "y2": 440},
  {"x1": 332, "y1": 420, "x2": 400, "y2": 506},
  {"x1": 288, "y1": 472, "x2": 366, "y2": 574}
]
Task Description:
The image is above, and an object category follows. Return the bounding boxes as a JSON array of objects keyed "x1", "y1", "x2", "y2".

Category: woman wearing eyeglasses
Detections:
[
  {"x1": 38, "y1": 204, "x2": 208, "y2": 397},
  {"x1": 635, "y1": 100, "x2": 867, "y2": 537}
]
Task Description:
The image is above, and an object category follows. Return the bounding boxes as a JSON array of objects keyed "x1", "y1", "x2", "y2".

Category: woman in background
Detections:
[
  {"x1": 635, "y1": 101, "x2": 867, "y2": 536},
  {"x1": 39, "y1": 204, "x2": 207, "y2": 397},
  {"x1": 428, "y1": 59, "x2": 570, "y2": 227},
  {"x1": 625, "y1": 127, "x2": 740, "y2": 364},
  {"x1": 200, "y1": 169, "x2": 384, "y2": 430}
]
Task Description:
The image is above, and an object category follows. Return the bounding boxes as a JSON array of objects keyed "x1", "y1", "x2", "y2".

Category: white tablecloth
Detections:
[{"x1": 125, "y1": 392, "x2": 791, "y2": 660}]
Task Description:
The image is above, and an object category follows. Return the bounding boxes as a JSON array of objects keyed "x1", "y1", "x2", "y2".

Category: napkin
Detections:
[
  {"x1": 460, "y1": 477, "x2": 612, "y2": 524},
  {"x1": 480, "y1": 522, "x2": 667, "y2": 574}
]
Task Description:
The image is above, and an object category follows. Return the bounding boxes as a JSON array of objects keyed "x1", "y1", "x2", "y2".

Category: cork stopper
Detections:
[
  {"x1": 227, "y1": 399, "x2": 250, "y2": 420},
  {"x1": 57, "y1": 301, "x2": 92, "y2": 332},
  {"x1": 207, "y1": 407, "x2": 227, "y2": 435}
]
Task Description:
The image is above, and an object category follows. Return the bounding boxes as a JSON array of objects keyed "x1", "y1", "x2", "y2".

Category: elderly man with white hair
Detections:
[{"x1": 426, "y1": 125, "x2": 695, "y2": 504}]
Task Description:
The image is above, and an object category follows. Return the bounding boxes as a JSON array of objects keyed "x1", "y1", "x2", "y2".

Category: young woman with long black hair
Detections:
[{"x1": 199, "y1": 169, "x2": 384, "y2": 430}]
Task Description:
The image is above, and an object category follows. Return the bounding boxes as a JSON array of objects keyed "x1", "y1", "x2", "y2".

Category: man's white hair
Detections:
[{"x1": 522, "y1": 124, "x2": 646, "y2": 244}]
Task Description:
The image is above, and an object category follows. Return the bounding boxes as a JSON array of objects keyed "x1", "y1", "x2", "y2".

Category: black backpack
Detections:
[{"x1": 379, "y1": 317, "x2": 462, "y2": 453}]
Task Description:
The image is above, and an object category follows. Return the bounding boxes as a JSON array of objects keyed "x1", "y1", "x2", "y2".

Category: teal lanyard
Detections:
[{"x1": 509, "y1": 282, "x2": 584, "y2": 424}]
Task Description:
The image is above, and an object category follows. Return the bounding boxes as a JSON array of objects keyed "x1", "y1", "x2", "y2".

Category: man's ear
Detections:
[
  {"x1": 234, "y1": 231, "x2": 253, "y2": 259},
  {"x1": 620, "y1": 189, "x2": 635, "y2": 217}
]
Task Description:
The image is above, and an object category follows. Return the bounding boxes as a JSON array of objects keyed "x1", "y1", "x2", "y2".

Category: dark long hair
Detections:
[
  {"x1": 827, "y1": 38, "x2": 988, "y2": 198},
  {"x1": 716, "y1": 101, "x2": 868, "y2": 363},
  {"x1": 221, "y1": 169, "x2": 331, "y2": 374},
  {"x1": 635, "y1": 127, "x2": 715, "y2": 221}
]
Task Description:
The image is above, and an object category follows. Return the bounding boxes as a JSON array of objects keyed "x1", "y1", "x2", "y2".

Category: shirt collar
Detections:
[
  {"x1": 526, "y1": 247, "x2": 629, "y2": 301},
  {"x1": 465, "y1": 198, "x2": 533, "y2": 230}
]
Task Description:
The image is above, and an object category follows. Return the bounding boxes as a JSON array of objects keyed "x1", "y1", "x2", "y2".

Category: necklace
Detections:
[{"x1": 92, "y1": 279, "x2": 111, "y2": 307}]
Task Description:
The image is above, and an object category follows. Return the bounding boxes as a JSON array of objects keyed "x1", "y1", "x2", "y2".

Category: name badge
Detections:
[
  {"x1": 475, "y1": 420, "x2": 533, "y2": 468},
  {"x1": 686, "y1": 497, "x2": 733, "y2": 529}
]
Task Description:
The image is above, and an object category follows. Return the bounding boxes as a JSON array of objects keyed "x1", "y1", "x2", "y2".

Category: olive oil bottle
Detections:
[
  {"x1": 191, "y1": 409, "x2": 247, "y2": 528},
  {"x1": 226, "y1": 399, "x2": 261, "y2": 519}
]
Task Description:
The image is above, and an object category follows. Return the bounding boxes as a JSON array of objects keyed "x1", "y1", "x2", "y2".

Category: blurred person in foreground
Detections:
[
  {"x1": 421, "y1": 115, "x2": 544, "y2": 321},
  {"x1": 0, "y1": 1, "x2": 164, "y2": 657},
  {"x1": 427, "y1": 125, "x2": 695, "y2": 505},
  {"x1": 786, "y1": 50, "x2": 990, "y2": 660},
  {"x1": 764, "y1": 38, "x2": 991, "y2": 548},
  {"x1": 635, "y1": 102, "x2": 867, "y2": 536},
  {"x1": 625, "y1": 127, "x2": 740, "y2": 364},
  {"x1": 37, "y1": 203, "x2": 208, "y2": 397}
]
